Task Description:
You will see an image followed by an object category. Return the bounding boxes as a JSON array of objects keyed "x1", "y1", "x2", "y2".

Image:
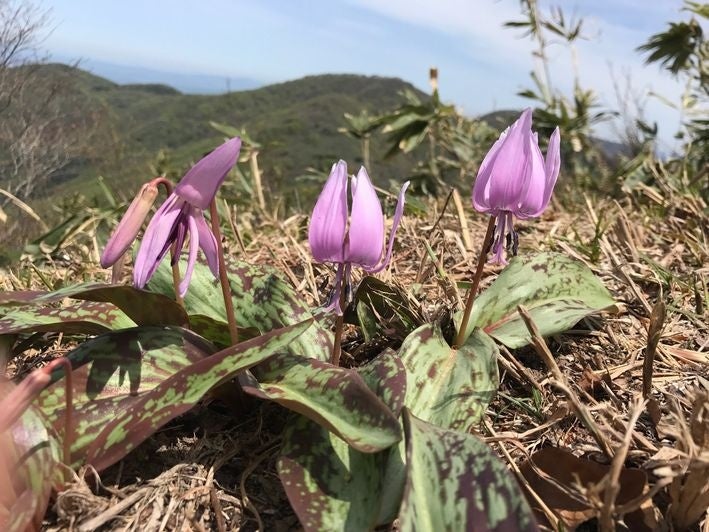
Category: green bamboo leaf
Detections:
[
  {"x1": 458, "y1": 252, "x2": 615, "y2": 348},
  {"x1": 245, "y1": 352, "x2": 401, "y2": 452},
  {"x1": 278, "y1": 353, "x2": 407, "y2": 531},
  {"x1": 399, "y1": 409, "x2": 538, "y2": 532},
  {"x1": 36, "y1": 319, "x2": 312, "y2": 471},
  {"x1": 0, "y1": 301, "x2": 136, "y2": 336},
  {"x1": 148, "y1": 259, "x2": 332, "y2": 360},
  {"x1": 399, "y1": 323, "x2": 498, "y2": 432}
]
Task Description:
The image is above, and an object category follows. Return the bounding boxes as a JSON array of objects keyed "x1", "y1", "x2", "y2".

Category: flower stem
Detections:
[
  {"x1": 331, "y1": 266, "x2": 348, "y2": 366},
  {"x1": 171, "y1": 244, "x2": 184, "y2": 308},
  {"x1": 209, "y1": 199, "x2": 239, "y2": 345},
  {"x1": 454, "y1": 215, "x2": 496, "y2": 348}
]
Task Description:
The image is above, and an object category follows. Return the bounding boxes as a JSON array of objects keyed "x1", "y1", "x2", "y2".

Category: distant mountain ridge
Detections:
[
  {"x1": 23, "y1": 63, "x2": 428, "y2": 203},
  {"x1": 57, "y1": 57, "x2": 263, "y2": 94}
]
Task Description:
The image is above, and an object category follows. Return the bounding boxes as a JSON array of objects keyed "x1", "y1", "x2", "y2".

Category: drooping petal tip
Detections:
[{"x1": 174, "y1": 137, "x2": 241, "y2": 210}]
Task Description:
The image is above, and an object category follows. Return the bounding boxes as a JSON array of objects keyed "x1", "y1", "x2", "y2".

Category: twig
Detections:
[
  {"x1": 518, "y1": 305, "x2": 614, "y2": 459},
  {"x1": 643, "y1": 299, "x2": 666, "y2": 399},
  {"x1": 451, "y1": 188, "x2": 474, "y2": 253},
  {"x1": 78, "y1": 488, "x2": 150, "y2": 531},
  {"x1": 599, "y1": 397, "x2": 645, "y2": 531}
]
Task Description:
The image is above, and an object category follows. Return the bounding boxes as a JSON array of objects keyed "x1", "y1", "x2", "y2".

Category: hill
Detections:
[{"x1": 16, "y1": 64, "x2": 428, "y2": 206}]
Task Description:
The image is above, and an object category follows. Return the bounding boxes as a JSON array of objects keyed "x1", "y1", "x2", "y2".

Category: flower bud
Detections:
[{"x1": 100, "y1": 182, "x2": 159, "y2": 268}]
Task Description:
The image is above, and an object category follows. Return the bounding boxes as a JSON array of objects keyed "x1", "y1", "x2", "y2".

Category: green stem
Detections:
[{"x1": 454, "y1": 216, "x2": 496, "y2": 348}]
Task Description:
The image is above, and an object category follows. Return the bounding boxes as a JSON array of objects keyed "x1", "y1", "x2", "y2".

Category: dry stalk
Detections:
[
  {"x1": 598, "y1": 396, "x2": 645, "y2": 531},
  {"x1": 517, "y1": 305, "x2": 614, "y2": 459}
]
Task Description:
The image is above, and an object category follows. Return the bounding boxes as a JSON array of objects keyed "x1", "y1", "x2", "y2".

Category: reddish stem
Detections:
[
  {"x1": 453, "y1": 216, "x2": 496, "y2": 349},
  {"x1": 209, "y1": 199, "x2": 239, "y2": 345}
]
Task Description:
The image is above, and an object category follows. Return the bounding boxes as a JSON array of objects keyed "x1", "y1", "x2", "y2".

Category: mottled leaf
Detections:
[
  {"x1": 278, "y1": 353, "x2": 407, "y2": 531},
  {"x1": 0, "y1": 283, "x2": 187, "y2": 327},
  {"x1": 0, "y1": 301, "x2": 135, "y2": 336},
  {"x1": 148, "y1": 259, "x2": 332, "y2": 360},
  {"x1": 0, "y1": 375, "x2": 62, "y2": 532},
  {"x1": 458, "y1": 252, "x2": 615, "y2": 348},
  {"x1": 347, "y1": 276, "x2": 424, "y2": 340},
  {"x1": 399, "y1": 323, "x2": 498, "y2": 432},
  {"x1": 36, "y1": 320, "x2": 312, "y2": 471},
  {"x1": 399, "y1": 409, "x2": 538, "y2": 532},
  {"x1": 245, "y1": 352, "x2": 401, "y2": 452}
]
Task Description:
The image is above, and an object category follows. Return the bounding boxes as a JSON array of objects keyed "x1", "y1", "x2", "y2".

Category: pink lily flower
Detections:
[
  {"x1": 102, "y1": 137, "x2": 241, "y2": 296},
  {"x1": 309, "y1": 160, "x2": 409, "y2": 314},
  {"x1": 472, "y1": 108, "x2": 560, "y2": 264},
  {"x1": 134, "y1": 137, "x2": 241, "y2": 296}
]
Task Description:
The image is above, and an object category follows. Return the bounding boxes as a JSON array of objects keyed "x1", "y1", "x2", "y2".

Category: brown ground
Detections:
[{"x1": 3, "y1": 179, "x2": 708, "y2": 531}]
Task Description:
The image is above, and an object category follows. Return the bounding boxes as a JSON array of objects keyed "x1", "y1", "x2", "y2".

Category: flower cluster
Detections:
[{"x1": 100, "y1": 109, "x2": 559, "y2": 308}]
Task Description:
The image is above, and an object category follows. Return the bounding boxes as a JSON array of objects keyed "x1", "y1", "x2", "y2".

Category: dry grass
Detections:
[{"x1": 1, "y1": 182, "x2": 707, "y2": 530}]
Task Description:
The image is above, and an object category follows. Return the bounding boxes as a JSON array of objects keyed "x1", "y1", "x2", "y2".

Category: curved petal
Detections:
[
  {"x1": 175, "y1": 137, "x2": 241, "y2": 210},
  {"x1": 516, "y1": 133, "x2": 548, "y2": 219},
  {"x1": 100, "y1": 182, "x2": 158, "y2": 268},
  {"x1": 366, "y1": 180, "x2": 409, "y2": 273},
  {"x1": 178, "y1": 212, "x2": 200, "y2": 297},
  {"x1": 472, "y1": 127, "x2": 508, "y2": 212},
  {"x1": 133, "y1": 194, "x2": 183, "y2": 288},
  {"x1": 543, "y1": 127, "x2": 561, "y2": 204},
  {"x1": 194, "y1": 211, "x2": 220, "y2": 278},
  {"x1": 480, "y1": 108, "x2": 535, "y2": 213},
  {"x1": 308, "y1": 160, "x2": 348, "y2": 263},
  {"x1": 346, "y1": 166, "x2": 384, "y2": 268}
]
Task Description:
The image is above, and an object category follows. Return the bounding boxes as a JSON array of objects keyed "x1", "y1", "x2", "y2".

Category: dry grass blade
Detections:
[{"x1": 517, "y1": 304, "x2": 614, "y2": 459}]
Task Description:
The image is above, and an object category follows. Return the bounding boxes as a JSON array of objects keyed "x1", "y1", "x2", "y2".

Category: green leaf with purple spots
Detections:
[
  {"x1": 147, "y1": 259, "x2": 332, "y2": 359},
  {"x1": 245, "y1": 352, "x2": 402, "y2": 452},
  {"x1": 0, "y1": 283, "x2": 188, "y2": 327},
  {"x1": 0, "y1": 301, "x2": 135, "y2": 337},
  {"x1": 399, "y1": 323, "x2": 499, "y2": 432},
  {"x1": 36, "y1": 319, "x2": 312, "y2": 471},
  {"x1": 0, "y1": 377, "x2": 62, "y2": 532},
  {"x1": 399, "y1": 409, "x2": 539, "y2": 532},
  {"x1": 458, "y1": 252, "x2": 615, "y2": 348},
  {"x1": 278, "y1": 353, "x2": 407, "y2": 531}
]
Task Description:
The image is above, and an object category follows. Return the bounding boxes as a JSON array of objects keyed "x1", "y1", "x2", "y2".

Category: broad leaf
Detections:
[
  {"x1": 0, "y1": 301, "x2": 135, "y2": 336},
  {"x1": 0, "y1": 283, "x2": 187, "y2": 327},
  {"x1": 348, "y1": 276, "x2": 424, "y2": 341},
  {"x1": 458, "y1": 252, "x2": 615, "y2": 348},
  {"x1": 148, "y1": 259, "x2": 332, "y2": 359},
  {"x1": 399, "y1": 323, "x2": 499, "y2": 432},
  {"x1": 0, "y1": 374, "x2": 62, "y2": 532},
  {"x1": 36, "y1": 320, "x2": 312, "y2": 471},
  {"x1": 399, "y1": 409, "x2": 538, "y2": 532},
  {"x1": 245, "y1": 353, "x2": 401, "y2": 452},
  {"x1": 278, "y1": 353, "x2": 407, "y2": 531}
]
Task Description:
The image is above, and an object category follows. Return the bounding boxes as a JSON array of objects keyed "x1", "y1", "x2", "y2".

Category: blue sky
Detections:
[{"x1": 45, "y1": 0, "x2": 694, "y2": 148}]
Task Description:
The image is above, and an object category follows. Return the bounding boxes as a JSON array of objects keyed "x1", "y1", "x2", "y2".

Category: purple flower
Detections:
[
  {"x1": 309, "y1": 160, "x2": 409, "y2": 314},
  {"x1": 126, "y1": 137, "x2": 240, "y2": 296},
  {"x1": 472, "y1": 108, "x2": 560, "y2": 264}
]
